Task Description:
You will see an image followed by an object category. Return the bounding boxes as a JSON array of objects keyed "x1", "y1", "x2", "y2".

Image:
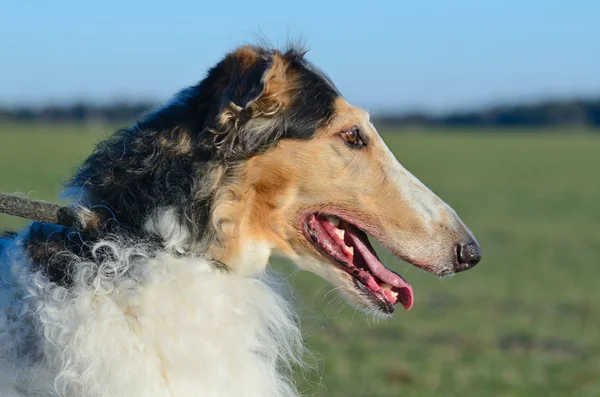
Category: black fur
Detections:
[
  {"x1": 228, "y1": 57, "x2": 273, "y2": 109},
  {"x1": 26, "y1": 46, "x2": 340, "y2": 285},
  {"x1": 25, "y1": 221, "x2": 163, "y2": 285},
  {"x1": 25, "y1": 222, "x2": 87, "y2": 285},
  {"x1": 283, "y1": 57, "x2": 339, "y2": 140}
]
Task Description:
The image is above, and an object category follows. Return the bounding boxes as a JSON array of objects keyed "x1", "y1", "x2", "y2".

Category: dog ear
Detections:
[
  {"x1": 226, "y1": 58, "x2": 273, "y2": 109},
  {"x1": 213, "y1": 48, "x2": 293, "y2": 158}
]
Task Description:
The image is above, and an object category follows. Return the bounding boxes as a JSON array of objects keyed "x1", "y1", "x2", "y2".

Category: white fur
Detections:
[
  {"x1": 0, "y1": 231, "x2": 305, "y2": 397},
  {"x1": 144, "y1": 208, "x2": 192, "y2": 255},
  {"x1": 371, "y1": 119, "x2": 453, "y2": 228}
]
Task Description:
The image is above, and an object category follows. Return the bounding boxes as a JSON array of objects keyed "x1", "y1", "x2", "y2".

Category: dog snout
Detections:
[{"x1": 454, "y1": 241, "x2": 482, "y2": 272}]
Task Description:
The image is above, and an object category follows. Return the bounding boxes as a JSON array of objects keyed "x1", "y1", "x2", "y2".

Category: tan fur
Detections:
[
  {"x1": 158, "y1": 127, "x2": 192, "y2": 156},
  {"x1": 217, "y1": 48, "x2": 297, "y2": 134},
  {"x1": 209, "y1": 97, "x2": 472, "y2": 277}
]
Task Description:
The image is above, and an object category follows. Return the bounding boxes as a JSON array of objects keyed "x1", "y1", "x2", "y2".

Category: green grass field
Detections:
[{"x1": 1, "y1": 124, "x2": 599, "y2": 396}]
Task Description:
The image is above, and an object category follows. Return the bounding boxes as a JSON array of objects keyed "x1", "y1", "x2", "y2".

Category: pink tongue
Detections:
[{"x1": 346, "y1": 224, "x2": 414, "y2": 309}]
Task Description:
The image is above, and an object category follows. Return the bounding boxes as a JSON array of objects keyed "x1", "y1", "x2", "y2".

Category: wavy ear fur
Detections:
[
  {"x1": 212, "y1": 46, "x2": 298, "y2": 159},
  {"x1": 226, "y1": 57, "x2": 273, "y2": 110}
]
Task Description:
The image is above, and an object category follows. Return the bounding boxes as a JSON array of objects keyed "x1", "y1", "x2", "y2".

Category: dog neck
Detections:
[{"x1": 144, "y1": 206, "x2": 275, "y2": 276}]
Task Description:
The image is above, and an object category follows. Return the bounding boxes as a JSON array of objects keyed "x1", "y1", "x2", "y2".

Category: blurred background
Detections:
[{"x1": 1, "y1": 1, "x2": 598, "y2": 396}]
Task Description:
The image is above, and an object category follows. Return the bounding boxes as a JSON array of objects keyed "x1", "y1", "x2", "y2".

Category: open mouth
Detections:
[{"x1": 303, "y1": 214, "x2": 414, "y2": 314}]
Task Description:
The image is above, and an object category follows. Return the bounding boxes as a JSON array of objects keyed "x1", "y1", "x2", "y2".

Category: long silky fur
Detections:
[
  {"x1": 0, "y1": 231, "x2": 306, "y2": 397},
  {"x1": 0, "y1": 45, "x2": 336, "y2": 396}
]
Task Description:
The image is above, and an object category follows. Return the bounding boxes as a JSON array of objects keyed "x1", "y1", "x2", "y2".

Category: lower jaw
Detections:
[
  {"x1": 353, "y1": 278, "x2": 395, "y2": 314},
  {"x1": 304, "y1": 242, "x2": 396, "y2": 313}
]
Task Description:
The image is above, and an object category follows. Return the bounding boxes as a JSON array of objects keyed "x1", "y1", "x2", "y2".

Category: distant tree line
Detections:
[
  {"x1": 375, "y1": 98, "x2": 600, "y2": 128},
  {"x1": 0, "y1": 102, "x2": 156, "y2": 124},
  {"x1": 1, "y1": 98, "x2": 599, "y2": 128}
]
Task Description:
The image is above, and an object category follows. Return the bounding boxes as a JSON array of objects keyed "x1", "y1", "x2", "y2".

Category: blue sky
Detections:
[{"x1": 1, "y1": 0, "x2": 598, "y2": 112}]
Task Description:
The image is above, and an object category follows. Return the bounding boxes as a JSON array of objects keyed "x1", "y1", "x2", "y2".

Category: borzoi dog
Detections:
[{"x1": 0, "y1": 45, "x2": 481, "y2": 396}]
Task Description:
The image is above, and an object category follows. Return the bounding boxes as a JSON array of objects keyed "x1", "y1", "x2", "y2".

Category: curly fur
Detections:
[
  {"x1": 0, "y1": 232, "x2": 305, "y2": 397},
  {"x1": 0, "y1": 45, "x2": 334, "y2": 396}
]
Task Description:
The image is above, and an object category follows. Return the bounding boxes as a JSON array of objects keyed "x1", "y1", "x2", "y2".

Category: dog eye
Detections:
[{"x1": 341, "y1": 127, "x2": 364, "y2": 147}]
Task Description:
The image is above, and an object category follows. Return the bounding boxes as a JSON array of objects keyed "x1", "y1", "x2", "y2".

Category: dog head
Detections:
[{"x1": 73, "y1": 45, "x2": 481, "y2": 315}]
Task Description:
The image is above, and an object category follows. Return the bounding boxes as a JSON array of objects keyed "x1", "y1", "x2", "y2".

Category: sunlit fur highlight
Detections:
[
  {"x1": 0, "y1": 231, "x2": 307, "y2": 397},
  {"x1": 0, "y1": 43, "x2": 477, "y2": 396}
]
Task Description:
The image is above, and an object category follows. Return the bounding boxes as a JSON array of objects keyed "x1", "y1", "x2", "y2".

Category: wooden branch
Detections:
[{"x1": 0, "y1": 194, "x2": 82, "y2": 228}]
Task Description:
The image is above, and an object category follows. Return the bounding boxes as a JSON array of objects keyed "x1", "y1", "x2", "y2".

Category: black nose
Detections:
[{"x1": 455, "y1": 241, "x2": 482, "y2": 272}]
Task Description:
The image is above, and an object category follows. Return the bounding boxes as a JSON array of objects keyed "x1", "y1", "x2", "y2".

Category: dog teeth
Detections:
[
  {"x1": 391, "y1": 291, "x2": 398, "y2": 299},
  {"x1": 326, "y1": 216, "x2": 340, "y2": 227},
  {"x1": 345, "y1": 246, "x2": 354, "y2": 256},
  {"x1": 334, "y1": 228, "x2": 345, "y2": 240},
  {"x1": 381, "y1": 283, "x2": 393, "y2": 291}
]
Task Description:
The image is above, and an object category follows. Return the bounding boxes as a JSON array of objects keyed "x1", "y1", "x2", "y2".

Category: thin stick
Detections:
[
  {"x1": 0, "y1": 194, "x2": 82, "y2": 228},
  {"x1": 0, "y1": 194, "x2": 61, "y2": 224}
]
